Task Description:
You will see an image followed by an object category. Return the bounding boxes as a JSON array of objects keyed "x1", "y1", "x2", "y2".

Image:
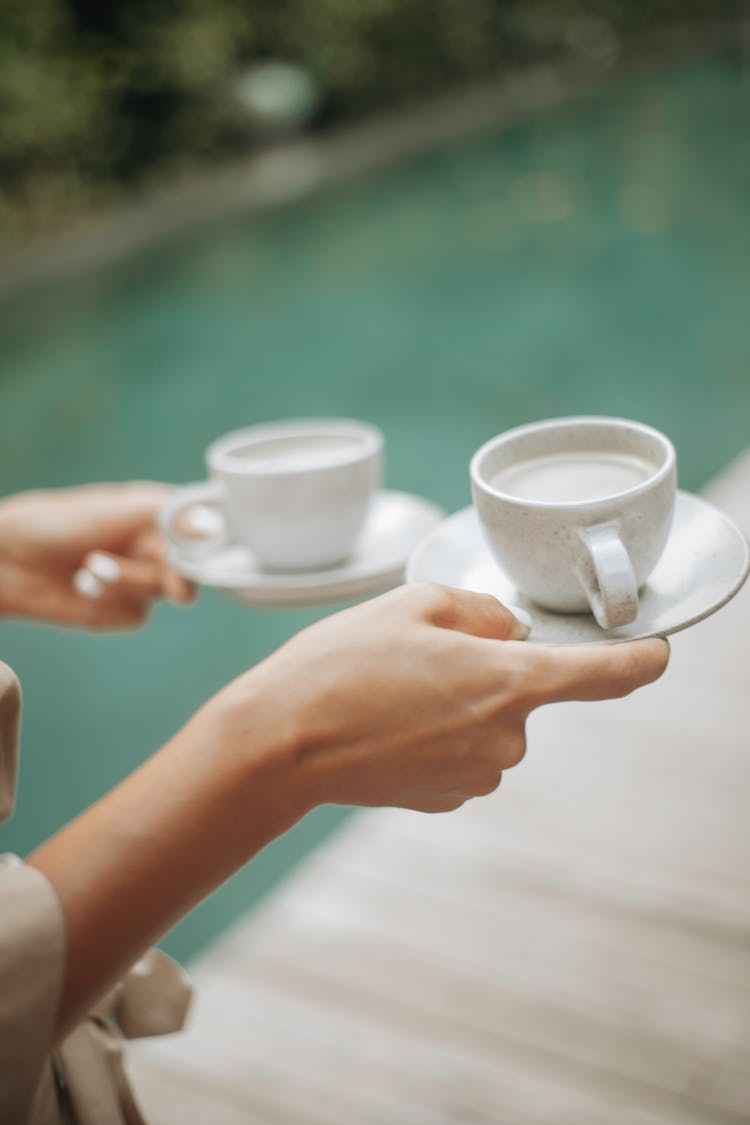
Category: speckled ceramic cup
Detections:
[
  {"x1": 164, "y1": 418, "x2": 383, "y2": 571},
  {"x1": 470, "y1": 417, "x2": 677, "y2": 629}
]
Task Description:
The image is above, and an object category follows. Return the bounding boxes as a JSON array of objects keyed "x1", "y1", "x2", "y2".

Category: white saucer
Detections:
[
  {"x1": 407, "y1": 491, "x2": 749, "y2": 645},
  {"x1": 166, "y1": 489, "x2": 445, "y2": 607}
]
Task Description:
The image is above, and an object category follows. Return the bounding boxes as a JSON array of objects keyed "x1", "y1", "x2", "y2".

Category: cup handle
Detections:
[
  {"x1": 159, "y1": 482, "x2": 228, "y2": 559},
  {"x1": 576, "y1": 523, "x2": 638, "y2": 629}
]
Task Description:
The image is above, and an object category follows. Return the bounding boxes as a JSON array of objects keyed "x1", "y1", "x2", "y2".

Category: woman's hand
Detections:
[
  {"x1": 29, "y1": 582, "x2": 668, "y2": 1037},
  {"x1": 216, "y1": 582, "x2": 670, "y2": 814},
  {"x1": 0, "y1": 483, "x2": 194, "y2": 629}
]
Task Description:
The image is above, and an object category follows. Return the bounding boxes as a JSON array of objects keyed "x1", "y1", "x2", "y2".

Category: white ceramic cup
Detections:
[
  {"x1": 470, "y1": 417, "x2": 677, "y2": 629},
  {"x1": 163, "y1": 418, "x2": 383, "y2": 571}
]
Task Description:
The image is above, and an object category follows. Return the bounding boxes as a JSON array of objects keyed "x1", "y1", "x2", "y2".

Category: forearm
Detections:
[{"x1": 27, "y1": 687, "x2": 310, "y2": 1041}]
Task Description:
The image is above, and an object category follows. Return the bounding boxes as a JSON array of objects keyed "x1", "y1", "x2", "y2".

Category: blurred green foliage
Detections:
[{"x1": 0, "y1": 0, "x2": 741, "y2": 244}]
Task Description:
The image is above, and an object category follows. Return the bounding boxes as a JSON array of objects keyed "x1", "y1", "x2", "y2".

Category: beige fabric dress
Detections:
[{"x1": 0, "y1": 662, "x2": 192, "y2": 1125}]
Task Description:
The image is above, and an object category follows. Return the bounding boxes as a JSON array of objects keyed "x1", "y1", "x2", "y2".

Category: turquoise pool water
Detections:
[{"x1": 1, "y1": 56, "x2": 748, "y2": 962}]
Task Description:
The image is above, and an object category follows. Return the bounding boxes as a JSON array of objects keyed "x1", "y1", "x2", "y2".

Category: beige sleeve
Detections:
[{"x1": 0, "y1": 857, "x2": 66, "y2": 1124}]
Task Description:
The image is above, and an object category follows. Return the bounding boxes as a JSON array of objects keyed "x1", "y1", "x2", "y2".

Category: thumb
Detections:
[{"x1": 528, "y1": 636, "x2": 670, "y2": 706}]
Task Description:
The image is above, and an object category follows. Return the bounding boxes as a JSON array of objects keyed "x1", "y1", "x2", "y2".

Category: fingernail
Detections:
[
  {"x1": 87, "y1": 553, "x2": 121, "y2": 585},
  {"x1": 507, "y1": 604, "x2": 533, "y2": 638},
  {"x1": 73, "y1": 569, "x2": 104, "y2": 599}
]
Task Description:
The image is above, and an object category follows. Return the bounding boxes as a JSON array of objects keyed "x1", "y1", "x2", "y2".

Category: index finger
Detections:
[
  {"x1": 409, "y1": 584, "x2": 531, "y2": 641},
  {"x1": 523, "y1": 636, "x2": 670, "y2": 707}
]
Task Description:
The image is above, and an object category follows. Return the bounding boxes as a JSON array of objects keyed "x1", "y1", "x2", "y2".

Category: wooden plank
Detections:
[
  {"x1": 131, "y1": 973, "x2": 736, "y2": 1125},
  {"x1": 127, "y1": 1066, "x2": 269, "y2": 1125}
]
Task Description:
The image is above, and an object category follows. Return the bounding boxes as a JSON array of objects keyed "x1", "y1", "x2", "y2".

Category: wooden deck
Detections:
[{"x1": 129, "y1": 455, "x2": 750, "y2": 1125}]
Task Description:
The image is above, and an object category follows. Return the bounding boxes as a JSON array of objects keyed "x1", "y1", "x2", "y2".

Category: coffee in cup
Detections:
[{"x1": 470, "y1": 417, "x2": 677, "y2": 628}]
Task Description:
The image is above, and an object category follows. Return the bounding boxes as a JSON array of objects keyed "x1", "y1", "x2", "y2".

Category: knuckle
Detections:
[
  {"x1": 412, "y1": 582, "x2": 458, "y2": 623},
  {"x1": 474, "y1": 770, "x2": 503, "y2": 797},
  {"x1": 468, "y1": 590, "x2": 504, "y2": 617},
  {"x1": 418, "y1": 796, "x2": 466, "y2": 814},
  {"x1": 502, "y1": 729, "x2": 527, "y2": 768},
  {"x1": 119, "y1": 603, "x2": 150, "y2": 629},
  {"x1": 88, "y1": 618, "x2": 126, "y2": 633}
]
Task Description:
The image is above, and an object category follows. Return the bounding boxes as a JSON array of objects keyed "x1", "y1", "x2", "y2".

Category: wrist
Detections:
[{"x1": 190, "y1": 675, "x2": 321, "y2": 833}]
